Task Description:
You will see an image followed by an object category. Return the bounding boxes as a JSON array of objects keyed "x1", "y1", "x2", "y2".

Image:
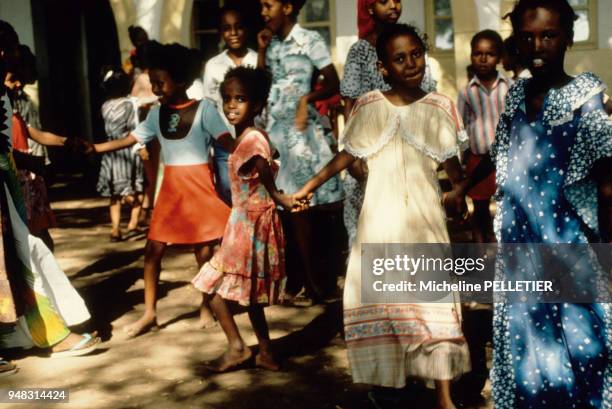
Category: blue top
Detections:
[{"x1": 132, "y1": 99, "x2": 229, "y2": 166}]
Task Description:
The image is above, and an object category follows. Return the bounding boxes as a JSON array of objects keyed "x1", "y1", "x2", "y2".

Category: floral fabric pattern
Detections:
[
  {"x1": 264, "y1": 24, "x2": 343, "y2": 206},
  {"x1": 192, "y1": 130, "x2": 285, "y2": 306}
]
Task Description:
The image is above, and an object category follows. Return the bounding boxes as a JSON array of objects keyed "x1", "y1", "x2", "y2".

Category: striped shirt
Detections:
[{"x1": 458, "y1": 72, "x2": 511, "y2": 154}]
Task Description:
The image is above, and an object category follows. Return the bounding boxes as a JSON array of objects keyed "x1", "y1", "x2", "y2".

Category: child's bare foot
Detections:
[
  {"x1": 255, "y1": 353, "x2": 280, "y2": 371},
  {"x1": 205, "y1": 347, "x2": 252, "y2": 372},
  {"x1": 123, "y1": 315, "x2": 158, "y2": 339},
  {"x1": 196, "y1": 305, "x2": 217, "y2": 329}
]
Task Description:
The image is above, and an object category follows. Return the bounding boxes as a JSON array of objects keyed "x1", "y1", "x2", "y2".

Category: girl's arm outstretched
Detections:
[
  {"x1": 27, "y1": 126, "x2": 68, "y2": 146},
  {"x1": 294, "y1": 150, "x2": 357, "y2": 202},
  {"x1": 93, "y1": 134, "x2": 138, "y2": 153},
  {"x1": 251, "y1": 156, "x2": 296, "y2": 210}
]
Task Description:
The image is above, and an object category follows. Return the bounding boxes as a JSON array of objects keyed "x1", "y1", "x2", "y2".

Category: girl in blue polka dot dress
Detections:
[{"x1": 490, "y1": 1, "x2": 612, "y2": 408}]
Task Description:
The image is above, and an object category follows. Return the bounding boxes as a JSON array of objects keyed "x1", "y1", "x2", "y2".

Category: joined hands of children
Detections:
[
  {"x1": 291, "y1": 187, "x2": 312, "y2": 213},
  {"x1": 442, "y1": 188, "x2": 468, "y2": 221},
  {"x1": 64, "y1": 138, "x2": 95, "y2": 155}
]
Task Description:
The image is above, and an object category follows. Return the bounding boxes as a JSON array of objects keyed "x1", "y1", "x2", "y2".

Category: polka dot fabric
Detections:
[{"x1": 490, "y1": 73, "x2": 612, "y2": 408}]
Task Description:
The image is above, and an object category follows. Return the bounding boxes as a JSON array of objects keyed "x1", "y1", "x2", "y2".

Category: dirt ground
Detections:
[{"x1": 1, "y1": 177, "x2": 493, "y2": 409}]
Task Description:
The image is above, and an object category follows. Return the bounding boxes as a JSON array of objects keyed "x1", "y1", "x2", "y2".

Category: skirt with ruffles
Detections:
[{"x1": 192, "y1": 203, "x2": 285, "y2": 306}]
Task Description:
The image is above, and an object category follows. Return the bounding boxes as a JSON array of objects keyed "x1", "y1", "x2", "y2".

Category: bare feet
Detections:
[
  {"x1": 123, "y1": 315, "x2": 159, "y2": 339},
  {"x1": 255, "y1": 353, "x2": 280, "y2": 371},
  {"x1": 205, "y1": 347, "x2": 253, "y2": 373},
  {"x1": 196, "y1": 305, "x2": 217, "y2": 329}
]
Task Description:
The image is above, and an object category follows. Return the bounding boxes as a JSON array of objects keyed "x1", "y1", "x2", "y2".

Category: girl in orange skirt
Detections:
[{"x1": 93, "y1": 42, "x2": 233, "y2": 338}]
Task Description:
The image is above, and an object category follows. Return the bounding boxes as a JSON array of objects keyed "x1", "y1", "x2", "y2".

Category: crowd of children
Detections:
[{"x1": 1, "y1": 0, "x2": 611, "y2": 408}]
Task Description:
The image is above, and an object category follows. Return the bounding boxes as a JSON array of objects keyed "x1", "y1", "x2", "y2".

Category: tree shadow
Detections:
[
  {"x1": 71, "y1": 248, "x2": 145, "y2": 279},
  {"x1": 52, "y1": 205, "x2": 111, "y2": 229},
  {"x1": 77, "y1": 268, "x2": 189, "y2": 340}
]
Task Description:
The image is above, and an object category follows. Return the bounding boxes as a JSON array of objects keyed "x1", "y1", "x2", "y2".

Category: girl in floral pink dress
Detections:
[{"x1": 192, "y1": 67, "x2": 297, "y2": 372}]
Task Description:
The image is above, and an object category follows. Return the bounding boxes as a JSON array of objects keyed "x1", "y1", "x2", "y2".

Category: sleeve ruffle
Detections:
[{"x1": 235, "y1": 131, "x2": 272, "y2": 180}]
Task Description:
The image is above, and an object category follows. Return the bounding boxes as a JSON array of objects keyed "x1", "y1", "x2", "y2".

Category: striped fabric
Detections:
[
  {"x1": 457, "y1": 73, "x2": 511, "y2": 155},
  {"x1": 96, "y1": 97, "x2": 144, "y2": 197}
]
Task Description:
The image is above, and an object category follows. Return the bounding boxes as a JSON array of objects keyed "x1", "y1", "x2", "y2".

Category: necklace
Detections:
[
  {"x1": 168, "y1": 99, "x2": 197, "y2": 109},
  {"x1": 166, "y1": 99, "x2": 197, "y2": 133}
]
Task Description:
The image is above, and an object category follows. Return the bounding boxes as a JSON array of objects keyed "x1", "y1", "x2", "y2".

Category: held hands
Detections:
[
  {"x1": 64, "y1": 138, "x2": 94, "y2": 155},
  {"x1": 257, "y1": 29, "x2": 273, "y2": 50},
  {"x1": 295, "y1": 96, "x2": 309, "y2": 132},
  {"x1": 275, "y1": 191, "x2": 310, "y2": 212},
  {"x1": 290, "y1": 187, "x2": 313, "y2": 213},
  {"x1": 442, "y1": 187, "x2": 468, "y2": 221}
]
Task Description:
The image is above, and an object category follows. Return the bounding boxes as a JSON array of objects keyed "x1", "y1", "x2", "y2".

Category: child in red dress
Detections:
[{"x1": 192, "y1": 67, "x2": 297, "y2": 372}]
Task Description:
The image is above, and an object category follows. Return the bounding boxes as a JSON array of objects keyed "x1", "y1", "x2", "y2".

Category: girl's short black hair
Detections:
[
  {"x1": 100, "y1": 66, "x2": 132, "y2": 99},
  {"x1": 147, "y1": 42, "x2": 203, "y2": 87},
  {"x1": 281, "y1": 0, "x2": 306, "y2": 19},
  {"x1": 376, "y1": 23, "x2": 429, "y2": 62},
  {"x1": 9, "y1": 45, "x2": 37, "y2": 84},
  {"x1": 219, "y1": 3, "x2": 244, "y2": 21},
  {"x1": 505, "y1": 0, "x2": 578, "y2": 44},
  {"x1": 504, "y1": 35, "x2": 518, "y2": 57},
  {"x1": 0, "y1": 20, "x2": 18, "y2": 54},
  {"x1": 220, "y1": 67, "x2": 271, "y2": 114},
  {"x1": 128, "y1": 25, "x2": 149, "y2": 48},
  {"x1": 471, "y1": 29, "x2": 504, "y2": 55}
]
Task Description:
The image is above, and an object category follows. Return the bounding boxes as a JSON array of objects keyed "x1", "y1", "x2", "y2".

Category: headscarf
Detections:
[{"x1": 358, "y1": 0, "x2": 377, "y2": 39}]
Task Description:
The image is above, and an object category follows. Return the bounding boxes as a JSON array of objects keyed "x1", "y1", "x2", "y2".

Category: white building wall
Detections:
[
  {"x1": 398, "y1": 0, "x2": 425, "y2": 30},
  {"x1": 474, "y1": 0, "x2": 502, "y2": 31},
  {"x1": 132, "y1": 0, "x2": 164, "y2": 40},
  {"x1": 0, "y1": 0, "x2": 36, "y2": 52},
  {"x1": 335, "y1": 0, "x2": 358, "y2": 70},
  {"x1": 599, "y1": 0, "x2": 612, "y2": 49}
]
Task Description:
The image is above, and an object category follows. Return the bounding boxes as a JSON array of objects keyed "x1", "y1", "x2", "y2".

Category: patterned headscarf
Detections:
[{"x1": 358, "y1": 0, "x2": 377, "y2": 39}]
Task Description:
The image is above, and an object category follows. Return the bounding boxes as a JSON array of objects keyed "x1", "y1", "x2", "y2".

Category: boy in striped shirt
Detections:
[{"x1": 458, "y1": 29, "x2": 510, "y2": 243}]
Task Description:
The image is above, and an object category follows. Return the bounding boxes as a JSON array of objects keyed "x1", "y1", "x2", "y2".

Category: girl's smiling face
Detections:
[
  {"x1": 149, "y1": 68, "x2": 182, "y2": 104},
  {"x1": 370, "y1": 0, "x2": 402, "y2": 25},
  {"x1": 221, "y1": 78, "x2": 257, "y2": 127},
  {"x1": 516, "y1": 7, "x2": 570, "y2": 78},
  {"x1": 260, "y1": 0, "x2": 290, "y2": 34},
  {"x1": 379, "y1": 33, "x2": 426, "y2": 89}
]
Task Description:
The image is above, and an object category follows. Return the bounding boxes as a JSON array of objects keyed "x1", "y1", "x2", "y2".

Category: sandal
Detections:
[
  {"x1": 110, "y1": 233, "x2": 123, "y2": 243},
  {"x1": 0, "y1": 359, "x2": 18, "y2": 377},
  {"x1": 50, "y1": 333, "x2": 101, "y2": 358}
]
